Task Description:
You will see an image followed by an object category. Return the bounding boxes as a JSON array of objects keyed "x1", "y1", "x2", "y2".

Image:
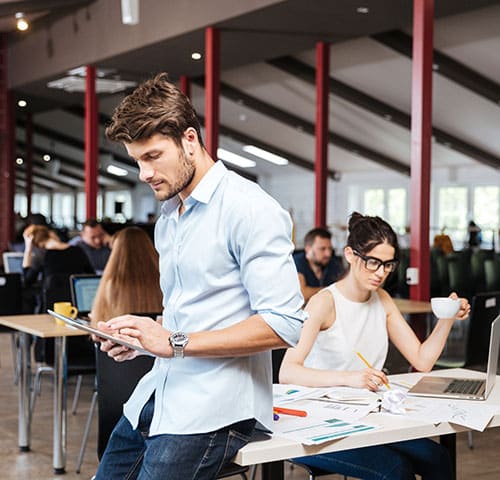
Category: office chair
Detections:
[
  {"x1": 31, "y1": 273, "x2": 96, "y2": 416},
  {"x1": 436, "y1": 291, "x2": 500, "y2": 448},
  {"x1": 0, "y1": 273, "x2": 23, "y2": 381}
]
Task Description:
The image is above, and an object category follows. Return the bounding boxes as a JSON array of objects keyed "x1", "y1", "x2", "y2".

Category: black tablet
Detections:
[{"x1": 47, "y1": 309, "x2": 154, "y2": 357}]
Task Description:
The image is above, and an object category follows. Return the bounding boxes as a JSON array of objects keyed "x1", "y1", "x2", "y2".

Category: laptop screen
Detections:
[
  {"x1": 70, "y1": 274, "x2": 101, "y2": 315},
  {"x1": 3, "y1": 252, "x2": 24, "y2": 274},
  {"x1": 486, "y1": 316, "x2": 500, "y2": 397}
]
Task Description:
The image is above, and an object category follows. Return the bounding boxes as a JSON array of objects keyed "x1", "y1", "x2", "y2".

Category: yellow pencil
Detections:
[{"x1": 355, "y1": 351, "x2": 391, "y2": 389}]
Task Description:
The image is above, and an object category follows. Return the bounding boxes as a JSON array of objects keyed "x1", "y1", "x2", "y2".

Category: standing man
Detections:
[
  {"x1": 70, "y1": 219, "x2": 111, "y2": 273},
  {"x1": 95, "y1": 73, "x2": 306, "y2": 479},
  {"x1": 294, "y1": 227, "x2": 344, "y2": 302}
]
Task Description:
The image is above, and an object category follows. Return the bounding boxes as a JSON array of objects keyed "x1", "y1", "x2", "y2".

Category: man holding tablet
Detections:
[{"x1": 93, "y1": 73, "x2": 306, "y2": 479}]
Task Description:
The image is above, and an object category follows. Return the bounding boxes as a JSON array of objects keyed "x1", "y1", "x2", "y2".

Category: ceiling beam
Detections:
[
  {"x1": 268, "y1": 56, "x2": 500, "y2": 170},
  {"x1": 16, "y1": 139, "x2": 136, "y2": 187},
  {"x1": 198, "y1": 115, "x2": 339, "y2": 181},
  {"x1": 15, "y1": 116, "x2": 136, "y2": 169},
  {"x1": 372, "y1": 30, "x2": 500, "y2": 106},
  {"x1": 212, "y1": 80, "x2": 409, "y2": 175}
]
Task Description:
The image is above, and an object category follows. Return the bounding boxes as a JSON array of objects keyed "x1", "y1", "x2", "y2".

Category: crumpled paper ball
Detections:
[{"x1": 381, "y1": 388, "x2": 407, "y2": 414}]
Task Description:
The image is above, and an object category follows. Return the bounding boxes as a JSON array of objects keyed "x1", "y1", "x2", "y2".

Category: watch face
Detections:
[{"x1": 170, "y1": 331, "x2": 188, "y2": 347}]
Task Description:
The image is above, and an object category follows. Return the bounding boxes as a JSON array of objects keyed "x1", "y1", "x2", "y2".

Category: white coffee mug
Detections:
[{"x1": 431, "y1": 297, "x2": 461, "y2": 318}]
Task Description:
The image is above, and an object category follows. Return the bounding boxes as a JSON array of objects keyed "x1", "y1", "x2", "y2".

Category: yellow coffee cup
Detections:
[{"x1": 53, "y1": 302, "x2": 78, "y2": 326}]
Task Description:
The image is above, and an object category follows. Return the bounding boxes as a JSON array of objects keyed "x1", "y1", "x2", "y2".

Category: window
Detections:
[
  {"x1": 437, "y1": 187, "x2": 468, "y2": 247},
  {"x1": 52, "y1": 193, "x2": 74, "y2": 227},
  {"x1": 14, "y1": 194, "x2": 27, "y2": 217},
  {"x1": 473, "y1": 186, "x2": 499, "y2": 247},
  {"x1": 363, "y1": 188, "x2": 407, "y2": 234}
]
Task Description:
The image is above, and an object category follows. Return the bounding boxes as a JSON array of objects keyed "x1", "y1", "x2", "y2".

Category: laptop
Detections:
[
  {"x1": 408, "y1": 315, "x2": 500, "y2": 400},
  {"x1": 69, "y1": 274, "x2": 101, "y2": 321},
  {"x1": 2, "y1": 252, "x2": 24, "y2": 274}
]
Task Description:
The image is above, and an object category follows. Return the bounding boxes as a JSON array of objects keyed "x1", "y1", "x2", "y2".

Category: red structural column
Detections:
[
  {"x1": 409, "y1": 0, "x2": 434, "y2": 303},
  {"x1": 25, "y1": 112, "x2": 33, "y2": 216},
  {"x1": 85, "y1": 65, "x2": 98, "y2": 220},
  {"x1": 204, "y1": 27, "x2": 220, "y2": 159},
  {"x1": 0, "y1": 34, "x2": 15, "y2": 253},
  {"x1": 179, "y1": 75, "x2": 191, "y2": 99},
  {"x1": 314, "y1": 42, "x2": 330, "y2": 228}
]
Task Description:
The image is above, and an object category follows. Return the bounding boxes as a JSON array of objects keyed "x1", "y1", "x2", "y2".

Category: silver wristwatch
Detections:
[{"x1": 169, "y1": 331, "x2": 189, "y2": 358}]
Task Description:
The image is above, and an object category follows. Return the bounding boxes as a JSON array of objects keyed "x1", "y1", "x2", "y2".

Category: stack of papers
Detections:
[{"x1": 272, "y1": 384, "x2": 379, "y2": 445}]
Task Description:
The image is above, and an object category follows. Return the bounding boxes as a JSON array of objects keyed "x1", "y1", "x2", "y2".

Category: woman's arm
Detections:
[
  {"x1": 384, "y1": 290, "x2": 470, "y2": 372},
  {"x1": 279, "y1": 290, "x2": 388, "y2": 391}
]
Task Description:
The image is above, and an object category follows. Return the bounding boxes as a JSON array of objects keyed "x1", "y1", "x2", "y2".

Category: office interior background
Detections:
[{"x1": 4, "y1": 0, "x2": 500, "y2": 251}]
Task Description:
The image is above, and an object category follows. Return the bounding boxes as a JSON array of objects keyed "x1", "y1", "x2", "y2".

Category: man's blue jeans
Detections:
[
  {"x1": 293, "y1": 438, "x2": 453, "y2": 480},
  {"x1": 95, "y1": 395, "x2": 255, "y2": 480}
]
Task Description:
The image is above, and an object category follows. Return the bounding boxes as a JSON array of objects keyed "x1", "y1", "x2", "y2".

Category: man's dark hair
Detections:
[
  {"x1": 105, "y1": 72, "x2": 204, "y2": 147},
  {"x1": 82, "y1": 219, "x2": 100, "y2": 229},
  {"x1": 304, "y1": 228, "x2": 332, "y2": 247}
]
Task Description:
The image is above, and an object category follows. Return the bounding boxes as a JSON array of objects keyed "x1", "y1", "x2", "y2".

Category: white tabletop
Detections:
[{"x1": 235, "y1": 369, "x2": 500, "y2": 466}]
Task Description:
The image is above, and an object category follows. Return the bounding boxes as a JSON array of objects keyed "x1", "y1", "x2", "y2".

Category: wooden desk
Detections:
[
  {"x1": 236, "y1": 369, "x2": 500, "y2": 480},
  {"x1": 394, "y1": 298, "x2": 432, "y2": 314},
  {"x1": 0, "y1": 314, "x2": 87, "y2": 474}
]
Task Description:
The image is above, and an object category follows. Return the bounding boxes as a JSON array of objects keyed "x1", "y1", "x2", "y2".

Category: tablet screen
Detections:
[{"x1": 47, "y1": 309, "x2": 154, "y2": 356}]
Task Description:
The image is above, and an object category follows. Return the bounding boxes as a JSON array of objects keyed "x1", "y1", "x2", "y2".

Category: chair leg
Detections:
[
  {"x1": 75, "y1": 389, "x2": 98, "y2": 474},
  {"x1": 72, "y1": 375, "x2": 83, "y2": 415},
  {"x1": 30, "y1": 365, "x2": 54, "y2": 417},
  {"x1": 11, "y1": 333, "x2": 20, "y2": 385}
]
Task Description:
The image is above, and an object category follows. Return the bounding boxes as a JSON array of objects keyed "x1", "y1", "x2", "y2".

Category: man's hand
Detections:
[{"x1": 103, "y1": 314, "x2": 173, "y2": 358}]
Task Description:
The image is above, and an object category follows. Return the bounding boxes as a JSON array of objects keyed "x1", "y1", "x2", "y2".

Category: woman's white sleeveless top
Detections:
[{"x1": 304, "y1": 284, "x2": 388, "y2": 371}]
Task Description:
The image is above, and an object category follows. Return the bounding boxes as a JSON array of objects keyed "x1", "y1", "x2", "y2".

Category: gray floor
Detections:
[{"x1": 1, "y1": 333, "x2": 499, "y2": 480}]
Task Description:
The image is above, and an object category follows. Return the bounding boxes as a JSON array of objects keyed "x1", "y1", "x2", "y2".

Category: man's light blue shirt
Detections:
[{"x1": 124, "y1": 161, "x2": 306, "y2": 434}]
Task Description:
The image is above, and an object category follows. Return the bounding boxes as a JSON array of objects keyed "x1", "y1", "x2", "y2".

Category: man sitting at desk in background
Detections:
[
  {"x1": 294, "y1": 227, "x2": 344, "y2": 303},
  {"x1": 70, "y1": 219, "x2": 111, "y2": 274}
]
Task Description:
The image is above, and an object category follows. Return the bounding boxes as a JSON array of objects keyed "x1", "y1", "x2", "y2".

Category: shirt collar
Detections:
[{"x1": 160, "y1": 161, "x2": 227, "y2": 217}]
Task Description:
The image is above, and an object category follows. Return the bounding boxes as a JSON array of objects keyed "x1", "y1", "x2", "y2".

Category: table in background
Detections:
[
  {"x1": 395, "y1": 298, "x2": 433, "y2": 340},
  {"x1": 0, "y1": 314, "x2": 87, "y2": 474},
  {"x1": 235, "y1": 369, "x2": 500, "y2": 480}
]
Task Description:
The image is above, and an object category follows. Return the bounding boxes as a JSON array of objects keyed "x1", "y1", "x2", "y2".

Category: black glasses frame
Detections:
[{"x1": 352, "y1": 250, "x2": 399, "y2": 273}]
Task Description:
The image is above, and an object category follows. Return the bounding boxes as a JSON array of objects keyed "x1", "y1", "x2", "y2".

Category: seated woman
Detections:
[
  {"x1": 23, "y1": 224, "x2": 94, "y2": 284},
  {"x1": 90, "y1": 226, "x2": 163, "y2": 325},
  {"x1": 279, "y1": 212, "x2": 470, "y2": 480}
]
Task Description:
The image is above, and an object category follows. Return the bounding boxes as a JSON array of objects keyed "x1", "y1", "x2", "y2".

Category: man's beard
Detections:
[{"x1": 155, "y1": 149, "x2": 196, "y2": 201}]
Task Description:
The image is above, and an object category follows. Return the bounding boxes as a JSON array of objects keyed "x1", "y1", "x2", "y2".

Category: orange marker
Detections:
[{"x1": 273, "y1": 406, "x2": 307, "y2": 417}]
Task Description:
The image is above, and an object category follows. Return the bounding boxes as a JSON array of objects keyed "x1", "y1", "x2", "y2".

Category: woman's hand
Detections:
[
  {"x1": 344, "y1": 368, "x2": 388, "y2": 392},
  {"x1": 449, "y1": 292, "x2": 470, "y2": 321}
]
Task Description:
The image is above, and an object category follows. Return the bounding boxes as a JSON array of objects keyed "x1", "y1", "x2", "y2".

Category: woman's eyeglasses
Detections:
[{"x1": 352, "y1": 250, "x2": 399, "y2": 273}]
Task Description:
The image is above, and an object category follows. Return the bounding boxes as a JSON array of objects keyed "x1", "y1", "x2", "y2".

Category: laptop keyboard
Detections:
[{"x1": 445, "y1": 379, "x2": 483, "y2": 395}]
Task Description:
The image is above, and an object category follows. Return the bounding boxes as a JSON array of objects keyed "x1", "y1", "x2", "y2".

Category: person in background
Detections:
[
  {"x1": 293, "y1": 227, "x2": 344, "y2": 302},
  {"x1": 90, "y1": 226, "x2": 163, "y2": 325},
  {"x1": 467, "y1": 220, "x2": 482, "y2": 249},
  {"x1": 22, "y1": 224, "x2": 94, "y2": 287},
  {"x1": 70, "y1": 219, "x2": 112, "y2": 274},
  {"x1": 280, "y1": 212, "x2": 470, "y2": 480},
  {"x1": 93, "y1": 73, "x2": 306, "y2": 479}
]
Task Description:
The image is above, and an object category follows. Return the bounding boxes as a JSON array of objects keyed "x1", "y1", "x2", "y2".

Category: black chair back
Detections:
[
  {"x1": 465, "y1": 291, "x2": 500, "y2": 368},
  {"x1": 0, "y1": 273, "x2": 23, "y2": 315},
  {"x1": 96, "y1": 349, "x2": 154, "y2": 458}
]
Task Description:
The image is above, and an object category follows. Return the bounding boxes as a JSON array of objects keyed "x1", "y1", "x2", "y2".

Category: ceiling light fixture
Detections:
[
  {"x1": 43, "y1": 154, "x2": 51, "y2": 162},
  {"x1": 242, "y1": 145, "x2": 289, "y2": 166},
  {"x1": 191, "y1": 52, "x2": 202, "y2": 60},
  {"x1": 107, "y1": 165, "x2": 128, "y2": 176},
  {"x1": 15, "y1": 12, "x2": 29, "y2": 31},
  {"x1": 16, "y1": 157, "x2": 24, "y2": 165},
  {"x1": 17, "y1": 99, "x2": 27, "y2": 107},
  {"x1": 217, "y1": 148, "x2": 256, "y2": 168},
  {"x1": 356, "y1": 7, "x2": 369, "y2": 14}
]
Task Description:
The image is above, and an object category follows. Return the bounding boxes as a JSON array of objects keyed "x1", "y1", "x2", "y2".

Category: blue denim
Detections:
[
  {"x1": 95, "y1": 395, "x2": 255, "y2": 480},
  {"x1": 293, "y1": 438, "x2": 453, "y2": 480}
]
